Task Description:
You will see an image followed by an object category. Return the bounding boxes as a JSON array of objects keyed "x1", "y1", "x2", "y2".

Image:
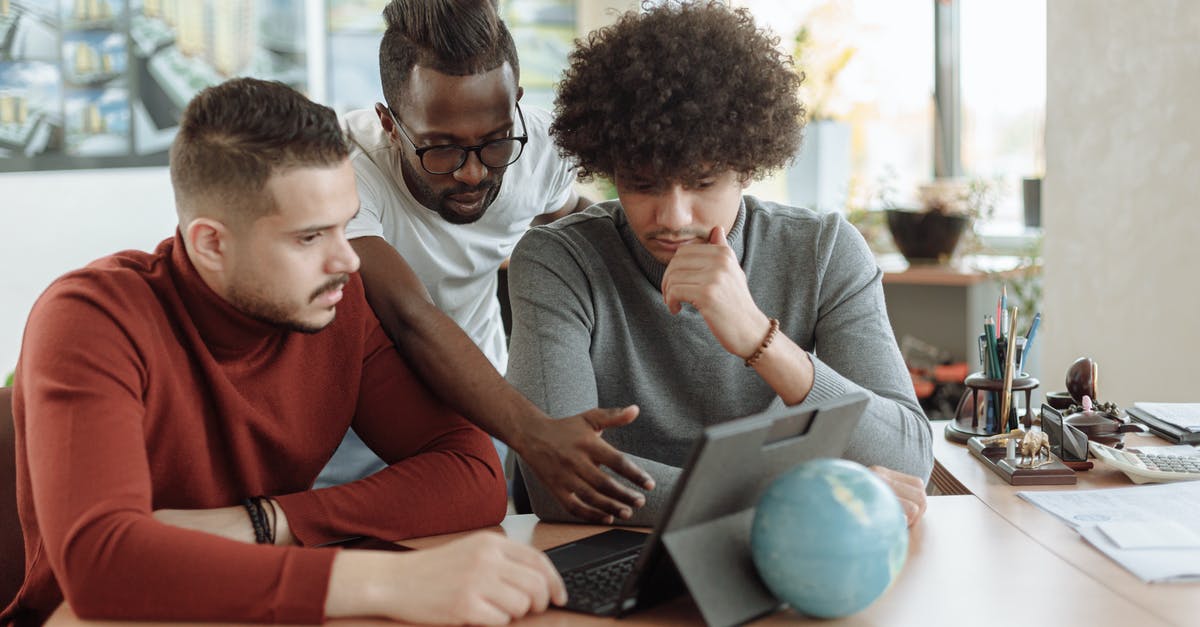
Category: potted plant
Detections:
[
  {"x1": 885, "y1": 178, "x2": 997, "y2": 265},
  {"x1": 785, "y1": 3, "x2": 857, "y2": 212}
]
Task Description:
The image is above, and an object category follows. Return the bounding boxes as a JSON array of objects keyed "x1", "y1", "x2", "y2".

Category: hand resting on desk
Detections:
[
  {"x1": 154, "y1": 507, "x2": 566, "y2": 624},
  {"x1": 325, "y1": 532, "x2": 566, "y2": 625},
  {"x1": 870, "y1": 465, "x2": 927, "y2": 527}
]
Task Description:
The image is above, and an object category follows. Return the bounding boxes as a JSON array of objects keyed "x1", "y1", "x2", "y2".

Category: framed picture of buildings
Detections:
[{"x1": 0, "y1": 0, "x2": 308, "y2": 172}]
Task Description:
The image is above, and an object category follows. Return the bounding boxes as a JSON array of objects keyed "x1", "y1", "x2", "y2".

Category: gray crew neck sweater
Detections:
[{"x1": 507, "y1": 196, "x2": 932, "y2": 525}]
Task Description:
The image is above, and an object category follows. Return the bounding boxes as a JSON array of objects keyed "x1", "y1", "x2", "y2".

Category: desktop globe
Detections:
[{"x1": 750, "y1": 458, "x2": 908, "y2": 619}]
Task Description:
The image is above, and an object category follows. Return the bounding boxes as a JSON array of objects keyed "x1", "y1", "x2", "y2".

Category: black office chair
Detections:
[{"x1": 1, "y1": 386, "x2": 25, "y2": 607}]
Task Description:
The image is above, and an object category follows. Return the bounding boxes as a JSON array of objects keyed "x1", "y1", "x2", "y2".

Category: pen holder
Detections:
[{"x1": 944, "y1": 372, "x2": 1040, "y2": 444}]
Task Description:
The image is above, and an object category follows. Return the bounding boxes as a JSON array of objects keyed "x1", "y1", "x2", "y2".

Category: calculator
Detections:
[{"x1": 1089, "y1": 441, "x2": 1200, "y2": 484}]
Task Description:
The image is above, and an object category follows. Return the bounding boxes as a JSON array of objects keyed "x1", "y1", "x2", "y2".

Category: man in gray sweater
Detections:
[{"x1": 506, "y1": 1, "x2": 932, "y2": 527}]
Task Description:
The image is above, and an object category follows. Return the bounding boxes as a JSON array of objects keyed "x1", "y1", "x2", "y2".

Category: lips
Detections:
[
  {"x1": 315, "y1": 286, "x2": 344, "y2": 307},
  {"x1": 446, "y1": 189, "x2": 486, "y2": 210},
  {"x1": 651, "y1": 237, "x2": 699, "y2": 252}
]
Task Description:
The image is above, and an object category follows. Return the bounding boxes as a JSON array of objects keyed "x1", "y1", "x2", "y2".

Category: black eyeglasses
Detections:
[{"x1": 388, "y1": 103, "x2": 528, "y2": 175}]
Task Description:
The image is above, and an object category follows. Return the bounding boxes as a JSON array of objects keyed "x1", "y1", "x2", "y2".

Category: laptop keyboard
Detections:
[{"x1": 562, "y1": 552, "x2": 639, "y2": 614}]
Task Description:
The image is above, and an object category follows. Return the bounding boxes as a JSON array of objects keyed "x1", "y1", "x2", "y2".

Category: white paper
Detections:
[
  {"x1": 1099, "y1": 521, "x2": 1200, "y2": 549},
  {"x1": 1134, "y1": 402, "x2": 1200, "y2": 432},
  {"x1": 1018, "y1": 481, "x2": 1200, "y2": 582}
]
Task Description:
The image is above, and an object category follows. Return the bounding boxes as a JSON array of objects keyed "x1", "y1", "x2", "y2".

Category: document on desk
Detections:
[{"x1": 1018, "y1": 482, "x2": 1200, "y2": 583}]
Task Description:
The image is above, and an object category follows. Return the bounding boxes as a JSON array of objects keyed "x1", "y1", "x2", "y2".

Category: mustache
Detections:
[
  {"x1": 309, "y1": 275, "x2": 350, "y2": 303},
  {"x1": 645, "y1": 228, "x2": 708, "y2": 241},
  {"x1": 441, "y1": 180, "x2": 498, "y2": 198}
]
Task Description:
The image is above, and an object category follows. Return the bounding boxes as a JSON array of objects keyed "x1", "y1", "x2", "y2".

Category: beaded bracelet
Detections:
[
  {"x1": 744, "y1": 317, "x2": 780, "y2": 367},
  {"x1": 242, "y1": 496, "x2": 274, "y2": 545}
]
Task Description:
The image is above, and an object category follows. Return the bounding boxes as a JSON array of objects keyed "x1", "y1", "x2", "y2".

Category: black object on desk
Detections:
[{"x1": 1127, "y1": 406, "x2": 1200, "y2": 445}]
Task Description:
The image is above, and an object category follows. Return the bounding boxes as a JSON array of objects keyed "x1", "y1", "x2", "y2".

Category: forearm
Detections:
[
  {"x1": 279, "y1": 429, "x2": 506, "y2": 545},
  {"x1": 351, "y1": 236, "x2": 547, "y2": 449},
  {"x1": 389, "y1": 308, "x2": 549, "y2": 447},
  {"x1": 748, "y1": 329, "x2": 816, "y2": 405},
  {"x1": 153, "y1": 500, "x2": 294, "y2": 546},
  {"x1": 800, "y1": 355, "x2": 933, "y2": 480}
]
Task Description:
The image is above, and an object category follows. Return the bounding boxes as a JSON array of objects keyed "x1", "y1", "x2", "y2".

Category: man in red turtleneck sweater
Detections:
[{"x1": 2, "y1": 78, "x2": 564, "y2": 626}]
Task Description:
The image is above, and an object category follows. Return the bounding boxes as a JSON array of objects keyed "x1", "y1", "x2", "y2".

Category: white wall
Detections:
[
  {"x1": 0, "y1": 168, "x2": 179, "y2": 377},
  {"x1": 1044, "y1": 1, "x2": 1200, "y2": 406}
]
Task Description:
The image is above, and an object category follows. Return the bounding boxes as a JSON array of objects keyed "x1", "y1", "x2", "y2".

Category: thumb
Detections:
[
  {"x1": 708, "y1": 225, "x2": 725, "y2": 246},
  {"x1": 583, "y1": 405, "x2": 640, "y2": 432}
]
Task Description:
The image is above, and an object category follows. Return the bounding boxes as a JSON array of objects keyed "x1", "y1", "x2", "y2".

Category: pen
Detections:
[
  {"x1": 999, "y1": 306, "x2": 1019, "y2": 431},
  {"x1": 1000, "y1": 284, "x2": 1008, "y2": 339},
  {"x1": 1020, "y1": 312, "x2": 1041, "y2": 372}
]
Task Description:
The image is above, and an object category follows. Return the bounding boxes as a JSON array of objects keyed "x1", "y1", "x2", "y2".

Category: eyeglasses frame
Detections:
[{"x1": 387, "y1": 102, "x2": 529, "y2": 175}]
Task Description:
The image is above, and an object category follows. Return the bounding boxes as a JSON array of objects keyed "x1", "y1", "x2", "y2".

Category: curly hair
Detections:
[{"x1": 552, "y1": 0, "x2": 804, "y2": 186}]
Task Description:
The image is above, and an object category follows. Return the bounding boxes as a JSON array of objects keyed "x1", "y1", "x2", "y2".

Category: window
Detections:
[{"x1": 735, "y1": 0, "x2": 1045, "y2": 229}]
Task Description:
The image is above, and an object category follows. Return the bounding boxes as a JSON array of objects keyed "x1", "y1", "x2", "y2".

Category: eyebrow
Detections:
[
  {"x1": 287, "y1": 206, "x2": 360, "y2": 236},
  {"x1": 411, "y1": 119, "x2": 513, "y2": 144}
]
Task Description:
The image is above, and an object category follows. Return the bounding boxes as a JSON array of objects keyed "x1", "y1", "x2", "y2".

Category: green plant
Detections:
[
  {"x1": 998, "y1": 234, "x2": 1044, "y2": 333},
  {"x1": 791, "y1": 3, "x2": 857, "y2": 122}
]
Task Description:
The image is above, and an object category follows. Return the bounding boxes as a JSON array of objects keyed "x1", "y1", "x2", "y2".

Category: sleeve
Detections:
[
  {"x1": 505, "y1": 229, "x2": 675, "y2": 526},
  {"x1": 344, "y1": 154, "x2": 389, "y2": 240},
  {"x1": 527, "y1": 108, "x2": 577, "y2": 215},
  {"x1": 20, "y1": 280, "x2": 333, "y2": 623},
  {"x1": 791, "y1": 215, "x2": 934, "y2": 481},
  {"x1": 275, "y1": 321, "x2": 507, "y2": 544}
]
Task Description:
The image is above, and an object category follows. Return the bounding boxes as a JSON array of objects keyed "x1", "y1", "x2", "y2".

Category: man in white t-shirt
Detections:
[{"x1": 316, "y1": 0, "x2": 653, "y2": 524}]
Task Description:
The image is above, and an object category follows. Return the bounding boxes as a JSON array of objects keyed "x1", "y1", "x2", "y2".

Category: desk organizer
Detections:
[
  {"x1": 967, "y1": 436, "x2": 1076, "y2": 485},
  {"x1": 944, "y1": 372, "x2": 1039, "y2": 444}
]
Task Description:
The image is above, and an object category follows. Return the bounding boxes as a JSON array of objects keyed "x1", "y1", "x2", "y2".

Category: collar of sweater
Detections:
[
  {"x1": 619, "y1": 197, "x2": 749, "y2": 289},
  {"x1": 166, "y1": 230, "x2": 287, "y2": 360}
]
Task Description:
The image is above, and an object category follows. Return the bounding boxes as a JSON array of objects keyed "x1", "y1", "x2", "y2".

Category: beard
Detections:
[
  {"x1": 227, "y1": 275, "x2": 349, "y2": 335},
  {"x1": 400, "y1": 155, "x2": 503, "y2": 224}
]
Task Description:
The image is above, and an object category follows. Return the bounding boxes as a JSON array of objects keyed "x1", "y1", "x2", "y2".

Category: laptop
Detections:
[{"x1": 543, "y1": 391, "x2": 869, "y2": 627}]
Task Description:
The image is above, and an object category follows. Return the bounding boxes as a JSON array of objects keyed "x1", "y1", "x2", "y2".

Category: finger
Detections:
[
  {"x1": 463, "y1": 597, "x2": 512, "y2": 626},
  {"x1": 585, "y1": 438, "x2": 654, "y2": 491},
  {"x1": 560, "y1": 489, "x2": 616, "y2": 524},
  {"x1": 574, "y1": 473, "x2": 643, "y2": 517},
  {"x1": 708, "y1": 225, "x2": 725, "y2": 245},
  {"x1": 581, "y1": 405, "x2": 640, "y2": 432},
  {"x1": 479, "y1": 582, "x2": 532, "y2": 623},
  {"x1": 496, "y1": 559, "x2": 552, "y2": 615},
  {"x1": 901, "y1": 499, "x2": 920, "y2": 527},
  {"x1": 568, "y1": 468, "x2": 638, "y2": 518},
  {"x1": 503, "y1": 541, "x2": 568, "y2": 608}
]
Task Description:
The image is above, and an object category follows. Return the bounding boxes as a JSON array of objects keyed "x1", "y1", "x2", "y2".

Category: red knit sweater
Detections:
[{"x1": 1, "y1": 234, "x2": 506, "y2": 625}]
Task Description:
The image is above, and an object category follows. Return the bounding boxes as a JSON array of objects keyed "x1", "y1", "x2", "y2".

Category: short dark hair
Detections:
[
  {"x1": 169, "y1": 78, "x2": 348, "y2": 225},
  {"x1": 552, "y1": 0, "x2": 805, "y2": 186},
  {"x1": 378, "y1": 0, "x2": 520, "y2": 112}
]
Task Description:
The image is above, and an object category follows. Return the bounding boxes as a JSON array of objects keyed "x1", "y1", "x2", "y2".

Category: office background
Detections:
[{"x1": 1, "y1": 0, "x2": 1198, "y2": 409}]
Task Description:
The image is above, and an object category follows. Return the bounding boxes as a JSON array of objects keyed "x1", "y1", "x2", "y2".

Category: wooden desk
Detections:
[
  {"x1": 46, "y1": 497, "x2": 1173, "y2": 627},
  {"x1": 932, "y1": 421, "x2": 1200, "y2": 627}
]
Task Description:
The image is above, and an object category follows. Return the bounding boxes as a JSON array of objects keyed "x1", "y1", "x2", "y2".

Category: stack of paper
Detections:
[
  {"x1": 1133, "y1": 403, "x2": 1200, "y2": 432},
  {"x1": 1018, "y1": 482, "x2": 1200, "y2": 582}
]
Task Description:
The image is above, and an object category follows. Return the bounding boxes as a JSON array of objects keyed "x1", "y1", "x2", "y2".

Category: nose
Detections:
[
  {"x1": 655, "y1": 184, "x2": 692, "y2": 231},
  {"x1": 452, "y1": 150, "x2": 488, "y2": 187},
  {"x1": 328, "y1": 233, "x2": 360, "y2": 275}
]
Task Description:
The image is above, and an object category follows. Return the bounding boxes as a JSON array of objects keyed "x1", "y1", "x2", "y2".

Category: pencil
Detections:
[{"x1": 999, "y1": 306, "x2": 1019, "y2": 431}]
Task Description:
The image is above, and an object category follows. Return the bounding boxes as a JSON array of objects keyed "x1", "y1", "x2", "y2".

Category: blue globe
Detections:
[{"x1": 750, "y1": 459, "x2": 908, "y2": 619}]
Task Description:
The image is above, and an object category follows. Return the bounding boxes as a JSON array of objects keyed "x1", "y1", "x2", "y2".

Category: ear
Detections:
[
  {"x1": 374, "y1": 102, "x2": 396, "y2": 136},
  {"x1": 516, "y1": 85, "x2": 524, "y2": 102},
  {"x1": 739, "y1": 172, "x2": 752, "y2": 190},
  {"x1": 183, "y1": 217, "x2": 232, "y2": 275}
]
